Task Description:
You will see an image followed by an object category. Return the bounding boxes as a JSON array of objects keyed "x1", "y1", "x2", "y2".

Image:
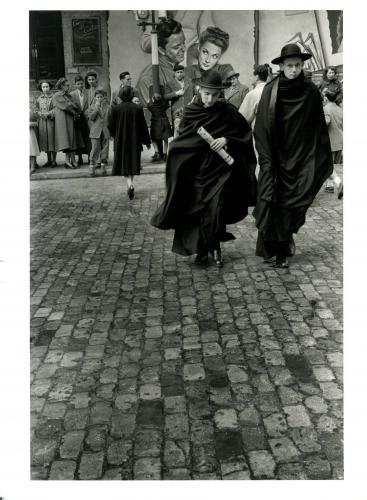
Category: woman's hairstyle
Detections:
[
  {"x1": 54, "y1": 77, "x2": 67, "y2": 90},
  {"x1": 157, "y1": 18, "x2": 183, "y2": 49},
  {"x1": 199, "y1": 26, "x2": 229, "y2": 53},
  {"x1": 74, "y1": 75, "x2": 84, "y2": 84},
  {"x1": 37, "y1": 80, "x2": 53, "y2": 92},
  {"x1": 84, "y1": 71, "x2": 98, "y2": 88},
  {"x1": 253, "y1": 64, "x2": 269, "y2": 82},
  {"x1": 323, "y1": 66, "x2": 338, "y2": 79},
  {"x1": 118, "y1": 86, "x2": 134, "y2": 102}
]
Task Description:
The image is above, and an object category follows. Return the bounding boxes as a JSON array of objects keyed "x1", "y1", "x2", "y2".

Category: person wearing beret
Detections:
[
  {"x1": 253, "y1": 43, "x2": 333, "y2": 268},
  {"x1": 151, "y1": 70, "x2": 257, "y2": 267}
]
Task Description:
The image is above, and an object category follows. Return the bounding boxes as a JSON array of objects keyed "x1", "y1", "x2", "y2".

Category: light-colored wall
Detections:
[
  {"x1": 61, "y1": 11, "x2": 110, "y2": 94},
  {"x1": 108, "y1": 10, "x2": 256, "y2": 92},
  {"x1": 258, "y1": 10, "x2": 326, "y2": 72}
]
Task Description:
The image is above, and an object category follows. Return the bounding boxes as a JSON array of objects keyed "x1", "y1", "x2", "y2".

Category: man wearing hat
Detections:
[
  {"x1": 151, "y1": 69, "x2": 257, "y2": 267},
  {"x1": 253, "y1": 43, "x2": 333, "y2": 268},
  {"x1": 165, "y1": 63, "x2": 191, "y2": 137},
  {"x1": 224, "y1": 69, "x2": 249, "y2": 109}
]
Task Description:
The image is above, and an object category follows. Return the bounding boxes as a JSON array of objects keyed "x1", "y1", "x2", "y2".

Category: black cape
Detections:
[
  {"x1": 253, "y1": 72, "x2": 333, "y2": 257},
  {"x1": 108, "y1": 102, "x2": 150, "y2": 176},
  {"x1": 151, "y1": 99, "x2": 257, "y2": 256}
]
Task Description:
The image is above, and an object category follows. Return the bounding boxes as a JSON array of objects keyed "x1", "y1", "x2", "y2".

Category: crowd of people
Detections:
[{"x1": 29, "y1": 18, "x2": 343, "y2": 268}]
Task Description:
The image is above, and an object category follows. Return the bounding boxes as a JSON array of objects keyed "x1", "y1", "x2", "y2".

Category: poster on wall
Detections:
[
  {"x1": 72, "y1": 18, "x2": 102, "y2": 65},
  {"x1": 327, "y1": 10, "x2": 343, "y2": 54}
]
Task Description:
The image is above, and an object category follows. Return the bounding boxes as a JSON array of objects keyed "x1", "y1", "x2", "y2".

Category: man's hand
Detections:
[
  {"x1": 176, "y1": 89, "x2": 184, "y2": 97},
  {"x1": 210, "y1": 137, "x2": 227, "y2": 152}
]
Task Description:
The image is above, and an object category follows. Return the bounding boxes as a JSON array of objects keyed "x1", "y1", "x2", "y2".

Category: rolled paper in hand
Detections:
[{"x1": 197, "y1": 126, "x2": 234, "y2": 165}]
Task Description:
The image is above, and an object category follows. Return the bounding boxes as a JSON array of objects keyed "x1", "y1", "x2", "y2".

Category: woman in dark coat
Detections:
[
  {"x1": 108, "y1": 86, "x2": 151, "y2": 199},
  {"x1": 52, "y1": 77, "x2": 83, "y2": 169},
  {"x1": 318, "y1": 66, "x2": 343, "y2": 106}
]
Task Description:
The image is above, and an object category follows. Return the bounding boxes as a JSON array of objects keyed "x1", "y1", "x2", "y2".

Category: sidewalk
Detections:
[{"x1": 31, "y1": 145, "x2": 166, "y2": 181}]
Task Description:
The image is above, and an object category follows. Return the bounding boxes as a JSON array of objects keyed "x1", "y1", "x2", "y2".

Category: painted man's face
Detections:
[
  {"x1": 326, "y1": 69, "x2": 336, "y2": 80},
  {"x1": 279, "y1": 57, "x2": 303, "y2": 80},
  {"x1": 160, "y1": 31, "x2": 186, "y2": 64},
  {"x1": 123, "y1": 74, "x2": 132, "y2": 86}
]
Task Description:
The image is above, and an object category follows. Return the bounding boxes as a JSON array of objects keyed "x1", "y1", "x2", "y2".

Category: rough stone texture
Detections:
[
  {"x1": 30, "y1": 170, "x2": 343, "y2": 480},
  {"x1": 248, "y1": 450, "x2": 276, "y2": 478}
]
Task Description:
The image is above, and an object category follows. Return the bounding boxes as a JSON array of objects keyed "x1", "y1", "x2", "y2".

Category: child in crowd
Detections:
[
  {"x1": 147, "y1": 92, "x2": 172, "y2": 162},
  {"x1": 30, "y1": 97, "x2": 40, "y2": 175},
  {"x1": 87, "y1": 89, "x2": 110, "y2": 177},
  {"x1": 323, "y1": 91, "x2": 343, "y2": 199},
  {"x1": 36, "y1": 80, "x2": 56, "y2": 167}
]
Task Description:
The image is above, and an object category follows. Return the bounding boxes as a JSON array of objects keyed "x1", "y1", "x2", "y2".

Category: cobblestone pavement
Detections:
[{"x1": 30, "y1": 170, "x2": 343, "y2": 480}]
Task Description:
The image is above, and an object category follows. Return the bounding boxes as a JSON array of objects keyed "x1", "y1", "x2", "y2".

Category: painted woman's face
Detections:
[
  {"x1": 41, "y1": 82, "x2": 50, "y2": 93},
  {"x1": 198, "y1": 41, "x2": 223, "y2": 71}
]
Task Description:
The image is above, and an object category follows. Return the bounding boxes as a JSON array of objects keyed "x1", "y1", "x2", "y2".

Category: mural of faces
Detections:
[
  {"x1": 160, "y1": 31, "x2": 186, "y2": 64},
  {"x1": 198, "y1": 41, "x2": 223, "y2": 71}
]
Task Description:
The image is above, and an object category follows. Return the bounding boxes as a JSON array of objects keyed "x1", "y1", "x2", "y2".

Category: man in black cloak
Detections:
[
  {"x1": 151, "y1": 70, "x2": 257, "y2": 267},
  {"x1": 254, "y1": 44, "x2": 333, "y2": 268}
]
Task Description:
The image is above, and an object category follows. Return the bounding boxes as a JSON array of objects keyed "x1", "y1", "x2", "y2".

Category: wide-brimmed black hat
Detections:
[
  {"x1": 198, "y1": 69, "x2": 227, "y2": 89},
  {"x1": 271, "y1": 43, "x2": 312, "y2": 65}
]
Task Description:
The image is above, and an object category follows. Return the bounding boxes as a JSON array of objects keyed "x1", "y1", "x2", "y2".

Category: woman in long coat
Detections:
[
  {"x1": 52, "y1": 77, "x2": 83, "y2": 169},
  {"x1": 36, "y1": 80, "x2": 56, "y2": 166},
  {"x1": 108, "y1": 86, "x2": 151, "y2": 199}
]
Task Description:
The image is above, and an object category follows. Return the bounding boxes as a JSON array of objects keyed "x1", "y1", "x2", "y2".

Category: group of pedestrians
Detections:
[
  {"x1": 151, "y1": 43, "x2": 340, "y2": 270},
  {"x1": 29, "y1": 17, "x2": 343, "y2": 271}
]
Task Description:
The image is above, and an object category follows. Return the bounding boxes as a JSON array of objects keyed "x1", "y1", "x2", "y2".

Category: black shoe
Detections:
[
  {"x1": 275, "y1": 256, "x2": 289, "y2": 268},
  {"x1": 194, "y1": 253, "x2": 208, "y2": 265},
  {"x1": 128, "y1": 186, "x2": 135, "y2": 200},
  {"x1": 211, "y1": 249, "x2": 223, "y2": 267},
  {"x1": 64, "y1": 162, "x2": 76, "y2": 169},
  {"x1": 95, "y1": 164, "x2": 101, "y2": 169}
]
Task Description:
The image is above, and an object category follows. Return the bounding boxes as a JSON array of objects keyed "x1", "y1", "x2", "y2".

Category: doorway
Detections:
[{"x1": 29, "y1": 11, "x2": 65, "y2": 89}]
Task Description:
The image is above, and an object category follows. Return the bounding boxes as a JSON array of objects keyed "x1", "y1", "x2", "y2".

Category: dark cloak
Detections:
[
  {"x1": 108, "y1": 101, "x2": 150, "y2": 176},
  {"x1": 253, "y1": 72, "x2": 333, "y2": 258},
  {"x1": 150, "y1": 99, "x2": 257, "y2": 256}
]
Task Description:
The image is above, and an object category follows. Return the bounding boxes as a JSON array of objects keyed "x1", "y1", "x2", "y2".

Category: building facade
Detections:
[{"x1": 29, "y1": 10, "x2": 343, "y2": 95}]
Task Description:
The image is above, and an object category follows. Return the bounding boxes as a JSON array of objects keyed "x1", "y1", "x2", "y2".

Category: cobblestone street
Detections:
[{"x1": 30, "y1": 169, "x2": 343, "y2": 480}]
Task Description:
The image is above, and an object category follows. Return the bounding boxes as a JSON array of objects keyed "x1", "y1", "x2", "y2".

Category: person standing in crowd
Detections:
[
  {"x1": 36, "y1": 80, "x2": 56, "y2": 167},
  {"x1": 254, "y1": 44, "x2": 333, "y2": 268},
  {"x1": 323, "y1": 91, "x2": 343, "y2": 198},
  {"x1": 147, "y1": 89, "x2": 173, "y2": 162},
  {"x1": 111, "y1": 71, "x2": 139, "y2": 106},
  {"x1": 30, "y1": 97, "x2": 40, "y2": 175},
  {"x1": 223, "y1": 70, "x2": 249, "y2": 109},
  {"x1": 165, "y1": 63, "x2": 190, "y2": 137},
  {"x1": 239, "y1": 64, "x2": 269, "y2": 177},
  {"x1": 52, "y1": 77, "x2": 83, "y2": 169},
  {"x1": 151, "y1": 70, "x2": 257, "y2": 267},
  {"x1": 108, "y1": 86, "x2": 151, "y2": 199},
  {"x1": 185, "y1": 26, "x2": 233, "y2": 101},
  {"x1": 318, "y1": 66, "x2": 343, "y2": 106},
  {"x1": 87, "y1": 89, "x2": 110, "y2": 177},
  {"x1": 84, "y1": 71, "x2": 99, "y2": 107},
  {"x1": 137, "y1": 19, "x2": 186, "y2": 109},
  {"x1": 70, "y1": 75, "x2": 91, "y2": 166}
]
